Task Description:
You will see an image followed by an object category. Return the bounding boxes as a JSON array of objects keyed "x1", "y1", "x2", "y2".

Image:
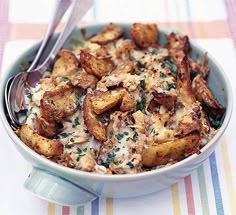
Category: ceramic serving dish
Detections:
[{"x1": 0, "y1": 23, "x2": 233, "y2": 206}]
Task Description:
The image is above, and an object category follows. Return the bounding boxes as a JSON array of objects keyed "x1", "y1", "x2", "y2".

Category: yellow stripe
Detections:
[
  {"x1": 171, "y1": 183, "x2": 181, "y2": 215},
  {"x1": 47, "y1": 202, "x2": 56, "y2": 215},
  {"x1": 221, "y1": 137, "x2": 236, "y2": 215},
  {"x1": 106, "y1": 198, "x2": 113, "y2": 215}
]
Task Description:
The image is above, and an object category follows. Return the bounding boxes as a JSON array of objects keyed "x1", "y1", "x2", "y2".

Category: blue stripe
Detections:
[
  {"x1": 91, "y1": 198, "x2": 99, "y2": 215},
  {"x1": 209, "y1": 152, "x2": 224, "y2": 215}
]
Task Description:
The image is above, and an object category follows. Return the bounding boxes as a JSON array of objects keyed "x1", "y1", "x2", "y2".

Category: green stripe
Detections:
[
  {"x1": 197, "y1": 165, "x2": 210, "y2": 215},
  {"x1": 77, "y1": 206, "x2": 84, "y2": 215}
]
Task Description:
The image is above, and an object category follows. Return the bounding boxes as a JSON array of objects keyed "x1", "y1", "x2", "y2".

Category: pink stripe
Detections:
[
  {"x1": 0, "y1": 0, "x2": 10, "y2": 74},
  {"x1": 62, "y1": 206, "x2": 70, "y2": 215},
  {"x1": 184, "y1": 175, "x2": 195, "y2": 215}
]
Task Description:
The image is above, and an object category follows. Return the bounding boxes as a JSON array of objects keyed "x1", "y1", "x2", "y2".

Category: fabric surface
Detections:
[{"x1": 0, "y1": 0, "x2": 236, "y2": 214}]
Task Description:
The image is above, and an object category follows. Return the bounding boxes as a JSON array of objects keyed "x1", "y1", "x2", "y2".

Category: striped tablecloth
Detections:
[{"x1": 0, "y1": 0, "x2": 236, "y2": 214}]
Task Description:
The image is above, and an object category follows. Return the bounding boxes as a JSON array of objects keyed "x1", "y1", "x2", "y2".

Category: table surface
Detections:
[{"x1": 0, "y1": 0, "x2": 236, "y2": 214}]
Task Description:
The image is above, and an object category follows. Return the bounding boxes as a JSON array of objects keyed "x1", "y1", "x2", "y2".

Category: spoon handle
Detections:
[
  {"x1": 27, "y1": 0, "x2": 72, "y2": 72},
  {"x1": 37, "y1": 0, "x2": 93, "y2": 72}
]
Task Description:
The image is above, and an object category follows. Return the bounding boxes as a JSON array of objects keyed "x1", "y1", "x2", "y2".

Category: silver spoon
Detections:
[{"x1": 6, "y1": 0, "x2": 92, "y2": 128}]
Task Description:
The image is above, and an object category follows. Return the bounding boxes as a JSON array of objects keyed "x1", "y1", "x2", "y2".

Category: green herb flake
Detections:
[
  {"x1": 60, "y1": 133, "x2": 69, "y2": 138},
  {"x1": 126, "y1": 161, "x2": 134, "y2": 169},
  {"x1": 51, "y1": 109, "x2": 56, "y2": 116},
  {"x1": 115, "y1": 133, "x2": 124, "y2": 141},
  {"x1": 162, "y1": 56, "x2": 178, "y2": 75},
  {"x1": 65, "y1": 144, "x2": 72, "y2": 149},
  {"x1": 190, "y1": 70, "x2": 204, "y2": 80},
  {"x1": 151, "y1": 49, "x2": 158, "y2": 55},
  {"x1": 132, "y1": 132, "x2": 139, "y2": 142},
  {"x1": 74, "y1": 117, "x2": 80, "y2": 126},
  {"x1": 70, "y1": 138, "x2": 75, "y2": 142},
  {"x1": 165, "y1": 82, "x2": 177, "y2": 91},
  {"x1": 140, "y1": 79, "x2": 146, "y2": 90},
  {"x1": 77, "y1": 148, "x2": 82, "y2": 154},
  {"x1": 123, "y1": 131, "x2": 129, "y2": 136},
  {"x1": 75, "y1": 93, "x2": 82, "y2": 110},
  {"x1": 27, "y1": 92, "x2": 33, "y2": 99},
  {"x1": 114, "y1": 147, "x2": 120, "y2": 152},
  {"x1": 136, "y1": 96, "x2": 146, "y2": 114},
  {"x1": 109, "y1": 130, "x2": 114, "y2": 135},
  {"x1": 60, "y1": 77, "x2": 69, "y2": 82}
]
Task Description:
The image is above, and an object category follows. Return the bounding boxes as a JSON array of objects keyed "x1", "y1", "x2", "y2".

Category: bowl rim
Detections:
[{"x1": 0, "y1": 22, "x2": 233, "y2": 181}]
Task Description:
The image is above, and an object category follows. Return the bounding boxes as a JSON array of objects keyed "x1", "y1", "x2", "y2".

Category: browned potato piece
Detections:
[
  {"x1": 192, "y1": 75, "x2": 225, "y2": 116},
  {"x1": 189, "y1": 53, "x2": 210, "y2": 79},
  {"x1": 90, "y1": 89, "x2": 136, "y2": 114},
  {"x1": 142, "y1": 132, "x2": 200, "y2": 167},
  {"x1": 83, "y1": 94, "x2": 107, "y2": 142},
  {"x1": 166, "y1": 32, "x2": 190, "y2": 63},
  {"x1": 51, "y1": 49, "x2": 79, "y2": 78},
  {"x1": 20, "y1": 124, "x2": 63, "y2": 157},
  {"x1": 153, "y1": 92, "x2": 177, "y2": 110},
  {"x1": 80, "y1": 50, "x2": 114, "y2": 78},
  {"x1": 91, "y1": 90, "x2": 123, "y2": 115},
  {"x1": 111, "y1": 61, "x2": 136, "y2": 75},
  {"x1": 72, "y1": 69, "x2": 98, "y2": 89},
  {"x1": 34, "y1": 117, "x2": 60, "y2": 138},
  {"x1": 41, "y1": 83, "x2": 77, "y2": 122},
  {"x1": 90, "y1": 23, "x2": 124, "y2": 45},
  {"x1": 130, "y1": 23, "x2": 157, "y2": 48},
  {"x1": 120, "y1": 90, "x2": 136, "y2": 111},
  {"x1": 177, "y1": 56, "x2": 196, "y2": 107}
]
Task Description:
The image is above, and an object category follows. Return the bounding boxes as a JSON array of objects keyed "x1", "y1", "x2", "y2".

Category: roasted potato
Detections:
[
  {"x1": 177, "y1": 56, "x2": 196, "y2": 107},
  {"x1": 166, "y1": 32, "x2": 190, "y2": 63},
  {"x1": 120, "y1": 90, "x2": 136, "y2": 111},
  {"x1": 51, "y1": 49, "x2": 79, "y2": 78},
  {"x1": 91, "y1": 89, "x2": 136, "y2": 114},
  {"x1": 192, "y1": 75, "x2": 225, "y2": 116},
  {"x1": 90, "y1": 23, "x2": 124, "y2": 45},
  {"x1": 153, "y1": 92, "x2": 177, "y2": 110},
  {"x1": 80, "y1": 49, "x2": 114, "y2": 78},
  {"x1": 130, "y1": 23, "x2": 158, "y2": 48},
  {"x1": 34, "y1": 116, "x2": 60, "y2": 138},
  {"x1": 41, "y1": 83, "x2": 77, "y2": 122},
  {"x1": 142, "y1": 132, "x2": 200, "y2": 167},
  {"x1": 83, "y1": 94, "x2": 107, "y2": 142},
  {"x1": 111, "y1": 61, "x2": 136, "y2": 75},
  {"x1": 19, "y1": 124, "x2": 63, "y2": 157},
  {"x1": 71, "y1": 69, "x2": 98, "y2": 89}
]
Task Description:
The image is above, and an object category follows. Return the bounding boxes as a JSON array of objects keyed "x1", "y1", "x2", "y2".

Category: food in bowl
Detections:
[{"x1": 17, "y1": 23, "x2": 225, "y2": 174}]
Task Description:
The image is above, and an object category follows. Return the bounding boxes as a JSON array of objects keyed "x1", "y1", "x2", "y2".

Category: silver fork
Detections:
[{"x1": 6, "y1": 0, "x2": 92, "y2": 129}]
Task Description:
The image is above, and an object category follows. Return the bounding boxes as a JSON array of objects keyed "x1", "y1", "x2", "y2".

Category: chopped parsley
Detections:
[
  {"x1": 150, "y1": 128, "x2": 159, "y2": 135},
  {"x1": 102, "y1": 152, "x2": 116, "y2": 168},
  {"x1": 151, "y1": 49, "x2": 158, "y2": 55},
  {"x1": 70, "y1": 138, "x2": 75, "y2": 142},
  {"x1": 60, "y1": 132, "x2": 71, "y2": 138},
  {"x1": 114, "y1": 147, "x2": 120, "y2": 152},
  {"x1": 75, "y1": 93, "x2": 83, "y2": 110},
  {"x1": 109, "y1": 130, "x2": 114, "y2": 135},
  {"x1": 77, "y1": 148, "x2": 82, "y2": 154},
  {"x1": 208, "y1": 113, "x2": 224, "y2": 129},
  {"x1": 50, "y1": 109, "x2": 56, "y2": 116},
  {"x1": 161, "y1": 63, "x2": 165, "y2": 69},
  {"x1": 126, "y1": 161, "x2": 134, "y2": 169},
  {"x1": 27, "y1": 92, "x2": 33, "y2": 99},
  {"x1": 132, "y1": 132, "x2": 139, "y2": 142},
  {"x1": 60, "y1": 77, "x2": 69, "y2": 82},
  {"x1": 162, "y1": 56, "x2": 178, "y2": 75},
  {"x1": 65, "y1": 144, "x2": 72, "y2": 149},
  {"x1": 140, "y1": 79, "x2": 146, "y2": 90},
  {"x1": 123, "y1": 131, "x2": 129, "y2": 136},
  {"x1": 72, "y1": 117, "x2": 80, "y2": 128},
  {"x1": 165, "y1": 82, "x2": 176, "y2": 91},
  {"x1": 136, "y1": 96, "x2": 146, "y2": 114},
  {"x1": 115, "y1": 133, "x2": 124, "y2": 141}
]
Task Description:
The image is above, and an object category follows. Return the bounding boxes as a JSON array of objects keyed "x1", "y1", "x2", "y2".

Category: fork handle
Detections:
[
  {"x1": 27, "y1": 0, "x2": 72, "y2": 72},
  {"x1": 37, "y1": 0, "x2": 93, "y2": 72}
]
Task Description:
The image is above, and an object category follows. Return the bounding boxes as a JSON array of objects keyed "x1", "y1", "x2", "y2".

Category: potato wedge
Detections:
[
  {"x1": 192, "y1": 75, "x2": 225, "y2": 116},
  {"x1": 153, "y1": 92, "x2": 177, "y2": 110},
  {"x1": 80, "y1": 49, "x2": 114, "y2": 78},
  {"x1": 177, "y1": 56, "x2": 196, "y2": 107},
  {"x1": 130, "y1": 23, "x2": 157, "y2": 48},
  {"x1": 34, "y1": 117, "x2": 60, "y2": 138},
  {"x1": 83, "y1": 94, "x2": 107, "y2": 142},
  {"x1": 90, "y1": 23, "x2": 124, "y2": 45},
  {"x1": 91, "y1": 90, "x2": 123, "y2": 115},
  {"x1": 91, "y1": 89, "x2": 136, "y2": 114},
  {"x1": 120, "y1": 90, "x2": 136, "y2": 111},
  {"x1": 51, "y1": 49, "x2": 79, "y2": 78},
  {"x1": 142, "y1": 132, "x2": 200, "y2": 167},
  {"x1": 166, "y1": 32, "x2": 190, "y2": 63},
  {"x1": 41, "y1": 83, "x2": 77, "y2": 122},
  {"x1": 20, "y1": 124, "x2": 63, "y2": 157},
  {"x1": 72, "y1": 69, "x2": 98, "y2": 89}
]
